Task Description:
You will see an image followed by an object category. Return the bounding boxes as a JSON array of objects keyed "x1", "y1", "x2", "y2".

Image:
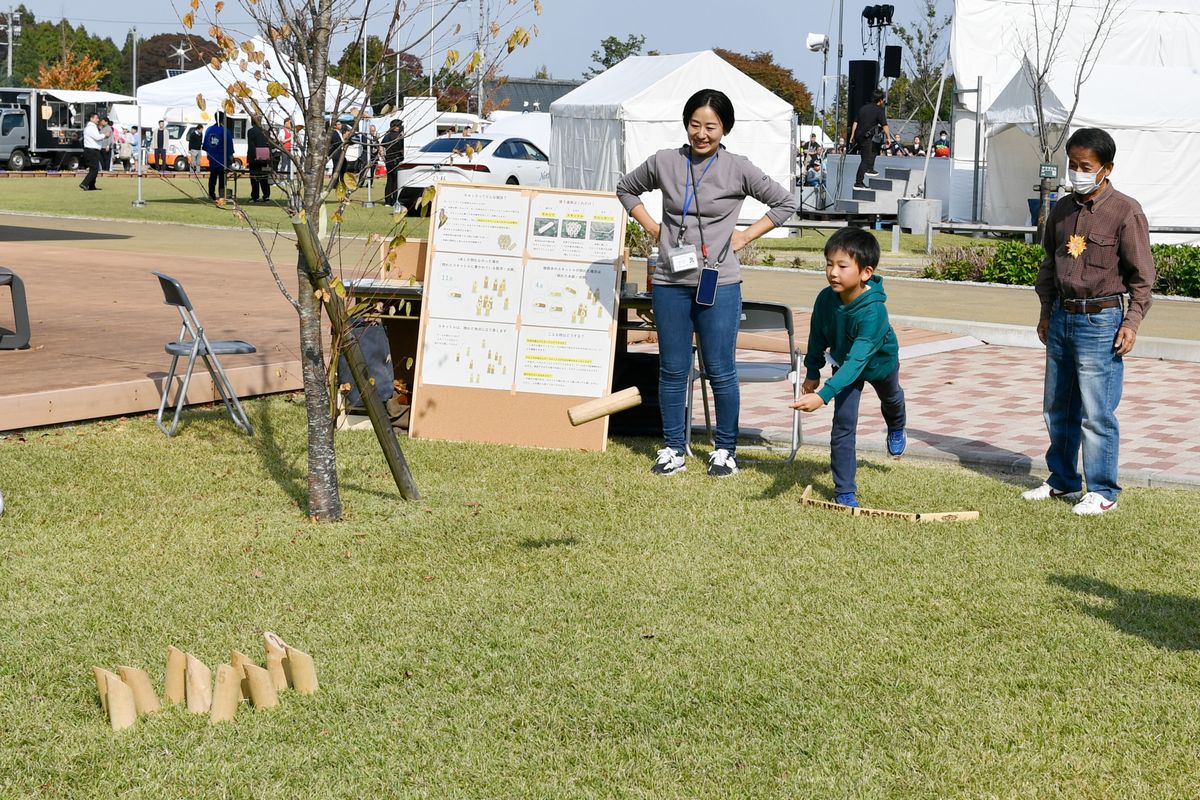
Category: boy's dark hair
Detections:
[
  {"x1": 1065, "y1": 127, "x2": 1116, "y2": 165},
  {"x1": 872, "y1": 89, "x2": 886, "y2": 103},
  {"x1": 682, "y1": 88, "x2": 735, "y2": 133},
  {"x1": 824, "y1": 226, "x2": 880, "y2": 269}
]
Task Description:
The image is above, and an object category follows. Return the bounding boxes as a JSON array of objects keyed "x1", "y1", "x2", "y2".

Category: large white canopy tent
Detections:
[
  {"x1": 950, "y1": 0, "x2": 1200, "y2": 239},
  {"x1": 137, "y1": 37, "x2": 370, "y2": 121},
  {"x1": 550, "y1": 50, "x2": 795, "y2": 226}
]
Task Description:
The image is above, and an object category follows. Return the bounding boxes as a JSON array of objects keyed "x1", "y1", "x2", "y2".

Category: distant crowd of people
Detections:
[{"x1": 798, "y1": 123, "x2": 952, "y2": 193}]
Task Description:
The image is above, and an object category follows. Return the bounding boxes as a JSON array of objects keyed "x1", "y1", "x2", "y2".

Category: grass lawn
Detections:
[
  {"x1": 0, "y1": 174, "x2": 431, "y2": 240},
  {"x1": 756, "y1": 228, "x2": 985, "y2": 259},
  {"x1": 2, "y1": 397, "x2": 1199, "y2": 797}
]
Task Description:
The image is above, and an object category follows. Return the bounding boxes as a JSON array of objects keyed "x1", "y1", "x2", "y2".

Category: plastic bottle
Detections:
[{"x1": 646, "y1": 247, "x2": 658, "y2": 296}]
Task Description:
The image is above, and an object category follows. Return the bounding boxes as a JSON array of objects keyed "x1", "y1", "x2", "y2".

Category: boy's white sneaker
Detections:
[
  {"x1": 1071, "y1": 492, "x2": 1118, "y2": 516},
  {"x1": 1020, "y1": 482, "x2": 1083, "y2": 502}
]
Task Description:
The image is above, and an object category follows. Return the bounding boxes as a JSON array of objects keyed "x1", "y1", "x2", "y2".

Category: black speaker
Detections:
[
  {"x1": 847, "y1": 60, "x2": 879, "y2": 137},
  {"x1": 883, "y1": 45, "x2": 902, "y2": 79}
]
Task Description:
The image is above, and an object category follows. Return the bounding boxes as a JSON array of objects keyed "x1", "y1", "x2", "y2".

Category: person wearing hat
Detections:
[{"x1": 380, "y1": 119, "x2": 405, "y2": 206}]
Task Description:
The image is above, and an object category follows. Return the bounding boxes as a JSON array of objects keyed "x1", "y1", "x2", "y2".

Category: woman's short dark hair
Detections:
[
  {"x1": 682, "y1": 89, "x2": 735, "y2": 133},
  {"x1": 1065, "y1": 127, "x2": 1116, "y2": 165},
  {"x1": 824, "y1": 226, "x2": 880, "y2": 269}
]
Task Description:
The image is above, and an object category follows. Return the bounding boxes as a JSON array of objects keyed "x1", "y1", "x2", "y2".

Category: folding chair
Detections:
[
  {"x1": 0, "y1": 267, "x2": 32, "y2": 350},
  {"x1": 152, "y1": 272, "x2": 256, "y2": 437},
  {"x1": 687, "y1": 300, "x2": 803, "y2": 462}
]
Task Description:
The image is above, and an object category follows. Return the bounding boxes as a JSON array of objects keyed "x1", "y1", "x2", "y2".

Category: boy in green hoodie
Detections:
[{"x1": 792, "y1": 227, "x2": 906, "y2": 507}]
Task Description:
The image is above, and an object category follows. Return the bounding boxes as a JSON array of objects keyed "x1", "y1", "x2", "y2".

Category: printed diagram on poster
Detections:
[
  {"x1": 426, "y1": 252, "x2": 521, "y2": 323},
  {"x1": 515, "y1": 328, "x2": 613, "y2": 396},
  {"x1": 519, "y1": 260, "x2": 616, "y2": 332},
  {"x1": 420, "y1": 319, "x2": 515, "y2": 390},
  {"x1": 527, "y1": 193, "x2": 621, "y2": 262},
  {"x1": 431, "y1": 187, "x2": 529, "y2": 255}
]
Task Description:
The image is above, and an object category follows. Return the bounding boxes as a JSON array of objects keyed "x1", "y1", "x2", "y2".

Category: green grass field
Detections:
[
  {"x1": 0, "y1": 173, "x2": 431, "y2": 240},
  {"x1": 2, "y1": 397, "x2": 1199, "y2": 798}
]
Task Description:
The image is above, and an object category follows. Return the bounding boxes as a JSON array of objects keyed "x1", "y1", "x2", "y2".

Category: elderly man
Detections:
[{"x1": 80, "y1": 113, "x2": 103, "y2": 191}]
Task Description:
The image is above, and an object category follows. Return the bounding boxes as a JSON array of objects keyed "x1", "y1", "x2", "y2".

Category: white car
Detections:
[{"x1": 392, "y1": 135, "x2": 551, "y2": 209}]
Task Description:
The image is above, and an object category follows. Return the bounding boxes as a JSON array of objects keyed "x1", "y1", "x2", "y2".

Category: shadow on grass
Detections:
[
  {"x1": 908, "y1": 427, "x2": 1034, "y2": 486},
  {"x1": 1049, "y1": 574, "x2": 1200, "y2": 651},
  {"x1": 0, "y1": 224, "x2": 132, "y2": 242}
]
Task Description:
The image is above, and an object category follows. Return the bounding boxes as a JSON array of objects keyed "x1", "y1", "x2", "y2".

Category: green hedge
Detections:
[{"x1": 922, "y1": 240, "x2": 1200, "y2": 298}]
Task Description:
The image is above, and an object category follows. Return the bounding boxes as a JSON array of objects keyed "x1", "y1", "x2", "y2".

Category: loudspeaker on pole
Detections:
[{"x1": 883, "y1": 45, "x2": 902, "y2": 79}]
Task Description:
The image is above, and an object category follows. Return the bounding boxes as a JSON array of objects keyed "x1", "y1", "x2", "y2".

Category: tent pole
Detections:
[
  {"x1": 920, "y1": 59, "x2": 949, "y2": 200},
  {"x1": 972, "y1": 74, "x2": 982, "y2": 222}
]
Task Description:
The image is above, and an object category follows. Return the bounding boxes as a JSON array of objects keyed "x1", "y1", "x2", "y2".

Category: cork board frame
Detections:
[{"x1": 409, "y1": 181, "x2": 627, "y2": 451}]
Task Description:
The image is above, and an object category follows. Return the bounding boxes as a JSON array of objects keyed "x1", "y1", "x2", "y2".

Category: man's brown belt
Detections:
[{"x1": 1061, "y1": 296, "x2": 1123, "y2": 314}]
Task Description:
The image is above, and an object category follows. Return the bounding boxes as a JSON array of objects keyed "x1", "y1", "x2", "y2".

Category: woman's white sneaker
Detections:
[
  {"x1": 1021, "y1": 482, "x2": 1083, "y2": 502},
  {"x1": 1072, "y1": 492, "x2": 1118, "y2": 516},
  {"x1": 650, "y1": 447, "x2": 686, "y2": 476},
  {"x1": 707, "y1": 448, "x2": 738, "y2": 477}
]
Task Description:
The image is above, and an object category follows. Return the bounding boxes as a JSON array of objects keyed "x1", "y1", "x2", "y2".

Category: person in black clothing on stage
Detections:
[
  {"x1": 849, "y1": 90, "x2": 892, "y2": 189},
  {"x1": 246, "y1": 116, "x2": 272, "y2": 202},
  {"x1": 380, "y1": 119, "x2": 405, "y2": 206}
]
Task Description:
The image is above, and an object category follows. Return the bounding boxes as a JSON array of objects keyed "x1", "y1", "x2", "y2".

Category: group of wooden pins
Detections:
[{"x1": 93, "y1": 632, "x2": 317, "y2": 731}]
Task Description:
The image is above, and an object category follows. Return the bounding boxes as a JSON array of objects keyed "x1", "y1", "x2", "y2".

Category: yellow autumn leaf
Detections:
[
  {"x1": 367, "y1": 232, "x2": 381, "y2": 244},
  {"x1": 215, "y1": 1, "x2": 225, "y2": 11},
  {"x1": 534, "y1": 0, "x2": 543, "y2": 14},
  {"x1": 342, "y1": 173, "x2": 359, "y2": 192},
  {"x1": 195, "y1": 94, "x2": 206, "y2": 111},
  {"x1": 215, "y1": 197, "x2": 227, "y2": 208},
  {"x1": 465, "y1": 51, "x2": 482, "y2": 75},
  {"x1": 210, "y1": 57, "x2": 222, "y2": 70},
  {"x1": 199, "y1": 111, "x2": 210, "y2": 121},
  {"x1": 222, "y1": 99, "x2": 235, "y2": 115},
  {"x1": 182, "y1": 11, "x2": 194, "y2": 29},
  {"x1": 241, "y1": 40, "x2": 255, "y2": 54},
  {"x1": 389, "y1": 234, "x2": 407, "y2": 248},
  {"x1": 266, "y1": 81, "x2": 289, "y2": 99},
  {"x1": 297, "y1": 209, "x2": 307, "y2": 223},
  {"x1": 332, "y1": 280, "x2": 346, "y2": 298},
  {"x1": 335, "y1": 181, "x2": 346, "y2": 200},
  {"x1": 1067, "y1": 234, "x2": 1087, "y2": 258},
  {"x1": 332, "y1": 211, "x2": 344, "y2": 224},
  {"x1": 490, "y1": 21, "x2": 500, "y2": 36},
  {"x1": 190, "y1": 0, "x2": 198, "y2": 9},
  {"x1": 453, "y1": 23, "x2": 461, "y2": 34},
  {"x1": 445, "y1": 49, "x2": 459, "y2": 67}
]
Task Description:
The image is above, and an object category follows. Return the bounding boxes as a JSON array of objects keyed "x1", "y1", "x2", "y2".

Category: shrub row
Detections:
[{"x1": 922, "y1": 240, "x2": 1200, "y2": 298}]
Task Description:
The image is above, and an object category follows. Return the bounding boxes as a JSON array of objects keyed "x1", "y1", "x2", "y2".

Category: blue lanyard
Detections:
[{"x1": 680, "y1": 150, "x2": 717, "y2": 230}]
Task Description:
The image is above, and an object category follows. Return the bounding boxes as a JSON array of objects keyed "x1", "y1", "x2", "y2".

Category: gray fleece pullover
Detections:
[{"x1": 616, "y1": 145, "x2": 797, "y2": 286}]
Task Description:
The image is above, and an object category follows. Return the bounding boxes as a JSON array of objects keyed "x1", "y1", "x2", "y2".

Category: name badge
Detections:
[{"x1": 666, "y1": 244, "x2": 699, "y2": 274}]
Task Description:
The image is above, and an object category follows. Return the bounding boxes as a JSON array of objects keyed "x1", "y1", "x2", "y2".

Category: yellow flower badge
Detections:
[{"x1": 1067, "y1": 234, "x2": 1087, "y2": 258}]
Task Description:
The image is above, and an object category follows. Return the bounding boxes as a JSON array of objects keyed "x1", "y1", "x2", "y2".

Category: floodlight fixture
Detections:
[{"x1": 806, "y1": 33, "x2": 830, "y2": 53}]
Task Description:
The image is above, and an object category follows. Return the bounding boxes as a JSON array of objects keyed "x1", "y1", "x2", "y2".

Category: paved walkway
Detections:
[{"x1": 720, "y1": 341, "x2": 1200, "y2": 489}]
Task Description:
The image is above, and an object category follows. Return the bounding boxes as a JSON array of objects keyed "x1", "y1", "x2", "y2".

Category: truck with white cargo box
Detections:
[{"x1": 0, "y1": 88, "x2": 135, "y2": 171}]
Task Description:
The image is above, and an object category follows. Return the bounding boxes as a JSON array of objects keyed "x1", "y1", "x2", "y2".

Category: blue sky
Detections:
[{"x1": 23, "y1": 0, "x2": 953, "y2": 95}]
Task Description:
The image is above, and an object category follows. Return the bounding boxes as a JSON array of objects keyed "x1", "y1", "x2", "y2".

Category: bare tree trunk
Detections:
[
  {"x1": 295, "y1": 0, "x2": 342, "y2": 521},
  {"x1": 1035, "y1": 174, "x2": 1054, "y2": 245}
]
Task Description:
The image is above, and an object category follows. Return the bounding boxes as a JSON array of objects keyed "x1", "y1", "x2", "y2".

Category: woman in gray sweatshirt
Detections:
[{"x1": 617, "y1": 88, "x2": 797, "y2": 478}]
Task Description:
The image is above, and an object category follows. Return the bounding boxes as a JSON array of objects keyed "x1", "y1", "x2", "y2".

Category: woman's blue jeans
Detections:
[
  {"x1": 830, "y1": 364, "x2": 906, "y2": 495},
  {"x1": 1043, "y1": 303, "x2": 1124, "y2": 501},
  {"x1": 651, "y1": 283, "x2": 742, "y2": 454}
]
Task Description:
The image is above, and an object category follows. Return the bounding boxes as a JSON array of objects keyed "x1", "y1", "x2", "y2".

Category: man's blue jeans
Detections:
[
  {"x1": 1043, "y1": 303, "x2": 1124, "y2": 501},
  {"x1": 830, "y1": 364, "x2": 906, "y2": 495},
  {"x1": 652, "y1": 283, "x2": 742, "y2": 454}
]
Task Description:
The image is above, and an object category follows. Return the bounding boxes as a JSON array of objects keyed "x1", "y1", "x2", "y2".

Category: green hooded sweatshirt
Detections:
[{"x1": 803, "y1": 274, "x2": 900, "y2": 403}]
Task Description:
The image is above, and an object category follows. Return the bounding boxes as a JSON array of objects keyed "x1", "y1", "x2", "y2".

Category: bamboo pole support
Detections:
[
  {"x1": 243, "y1": 663, "x2": 279, "y2": 709},
  {"x1": 117, "y1": 666, "x2": 161, "y2": 715},
  {"x1": 209, "y1": 664, "x2": 240, "y2": 724},
  {"x1": 799, "y1": 485, "x2": 980, "y2": 522},
  {"x1": 164, "y1": 646, "x2": 186, "y2": 704},
  {"x1": 184, "y1": 654, "x2": 212, "y2": 714},
  {"x1": 292, "y1": 216, "x2": 421, "y2": 501},
  {"x1": 263, "y1": 632, "x2": 289, "y2": 690},
  {"x1": 285, "y1": 646, "x2": 318, "y2": 694},
  {"x1": 104, "y1": 672, "x2": 137, "y2": 731},
  {"x1": 93, "y1": 666, "x2": 121, "y2": 713}
]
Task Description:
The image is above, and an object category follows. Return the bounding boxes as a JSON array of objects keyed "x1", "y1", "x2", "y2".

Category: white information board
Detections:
[{"x1": 410, "y1": 182, "x2": 627, "y2": 451}]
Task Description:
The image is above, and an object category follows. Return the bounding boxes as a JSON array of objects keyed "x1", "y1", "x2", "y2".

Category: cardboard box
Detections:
[{"x1": 378, "y1": 238, "x2": 428, "y2": 283}]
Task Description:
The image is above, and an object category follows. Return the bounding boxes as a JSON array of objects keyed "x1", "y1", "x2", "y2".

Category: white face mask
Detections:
[{"x1": 1069, "y1": 168, "x2": 1105, "y2": 195}]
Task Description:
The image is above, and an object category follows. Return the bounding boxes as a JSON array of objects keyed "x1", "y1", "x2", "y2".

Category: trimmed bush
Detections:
[
  {"x1": 981, "y1": 241, "x2": 1044, "y2": 285},
  {"x1": 922, "y1": 245, "x2": 992, "y2": 282},
  {"x1": 1152, "y1": 244, "x2": 1200, "y2": 298}
]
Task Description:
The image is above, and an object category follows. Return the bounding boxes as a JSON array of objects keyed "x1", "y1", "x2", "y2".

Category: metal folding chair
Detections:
[
  {"x1": 687, "y1": 300, "x2": 803, "y2": 462},
  {"x1": 0, "y1": 267, "x2": 32, "y2": 350},
  {"x1": 152, "y1": 272, "x2": 256, "y2": 437}
]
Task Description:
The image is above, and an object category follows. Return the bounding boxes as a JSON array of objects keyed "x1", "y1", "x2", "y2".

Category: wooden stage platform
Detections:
[{"x1": 0, "y1": 231, "x2": 304, "y2": 431}]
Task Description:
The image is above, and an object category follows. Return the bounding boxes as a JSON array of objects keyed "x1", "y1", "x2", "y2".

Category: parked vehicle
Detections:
[
  {"x1": 0, "y1": 87, "x2": 133, "y2": 171},
  {"x1": 391, "y1": 135, "x2": 551, "y2": 209},
  {"x1": 146, "y1": 116, "x2": 249, "y2": 171}
]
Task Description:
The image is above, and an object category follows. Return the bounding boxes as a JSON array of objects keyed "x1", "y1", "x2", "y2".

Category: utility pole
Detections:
[
  {"x1": 3, "y1": 6, "x2": 21, "y2": 84},
  {"x1": 132, "y1": 27, "x2": 145, "y2": 209},
  {"x1": 476, "y1": 0, "x2": 484, "y2": 117}
]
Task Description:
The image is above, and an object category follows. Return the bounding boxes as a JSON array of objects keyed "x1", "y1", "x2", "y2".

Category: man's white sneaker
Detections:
[
  {"x1": 1072, "y1": 492, "x2": 1118, "y2": 516},
  {"x1": 650, "y1": 447, "x2": 686, "y2": 476},
  {"x1": 1020, "y1": 482, "x2": 1083, "y2": 502}
]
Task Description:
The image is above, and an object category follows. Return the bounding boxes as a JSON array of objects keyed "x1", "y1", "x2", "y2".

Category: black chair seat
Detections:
[{"x1": 165, "y1": 339, "x2": 257, "y2": 357}]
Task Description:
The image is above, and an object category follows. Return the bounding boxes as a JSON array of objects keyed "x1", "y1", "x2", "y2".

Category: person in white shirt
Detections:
[{"x1": 81, "y1": 113, "x2": 103, "y2": 190}]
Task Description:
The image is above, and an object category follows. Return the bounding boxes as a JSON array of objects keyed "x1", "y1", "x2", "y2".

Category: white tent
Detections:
[
  {"x1": 484, "y1": 110, "x2": 551, "y2": 154},
  {"x1": 137, "y1": 37, "x2": 369, "y2": 120},
  {"x1": 950, "y1": 0, "x2": 1200, "y2": 239},
  {"x1": 550, "y1": 50, "x2": 795, "y2": 225}
]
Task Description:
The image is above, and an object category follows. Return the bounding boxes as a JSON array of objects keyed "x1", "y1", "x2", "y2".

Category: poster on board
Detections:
[{"x1": 410, "y1": 182, "x2": 627, "y2": 452}]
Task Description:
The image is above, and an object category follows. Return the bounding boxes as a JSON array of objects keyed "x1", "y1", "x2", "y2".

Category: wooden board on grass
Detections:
[
  {"x1": 409, "y1": 182, "x2": 627, "y2": 451},
  {"x1": 800, "y1": 485, "x2": 980, "y2": 522}
]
